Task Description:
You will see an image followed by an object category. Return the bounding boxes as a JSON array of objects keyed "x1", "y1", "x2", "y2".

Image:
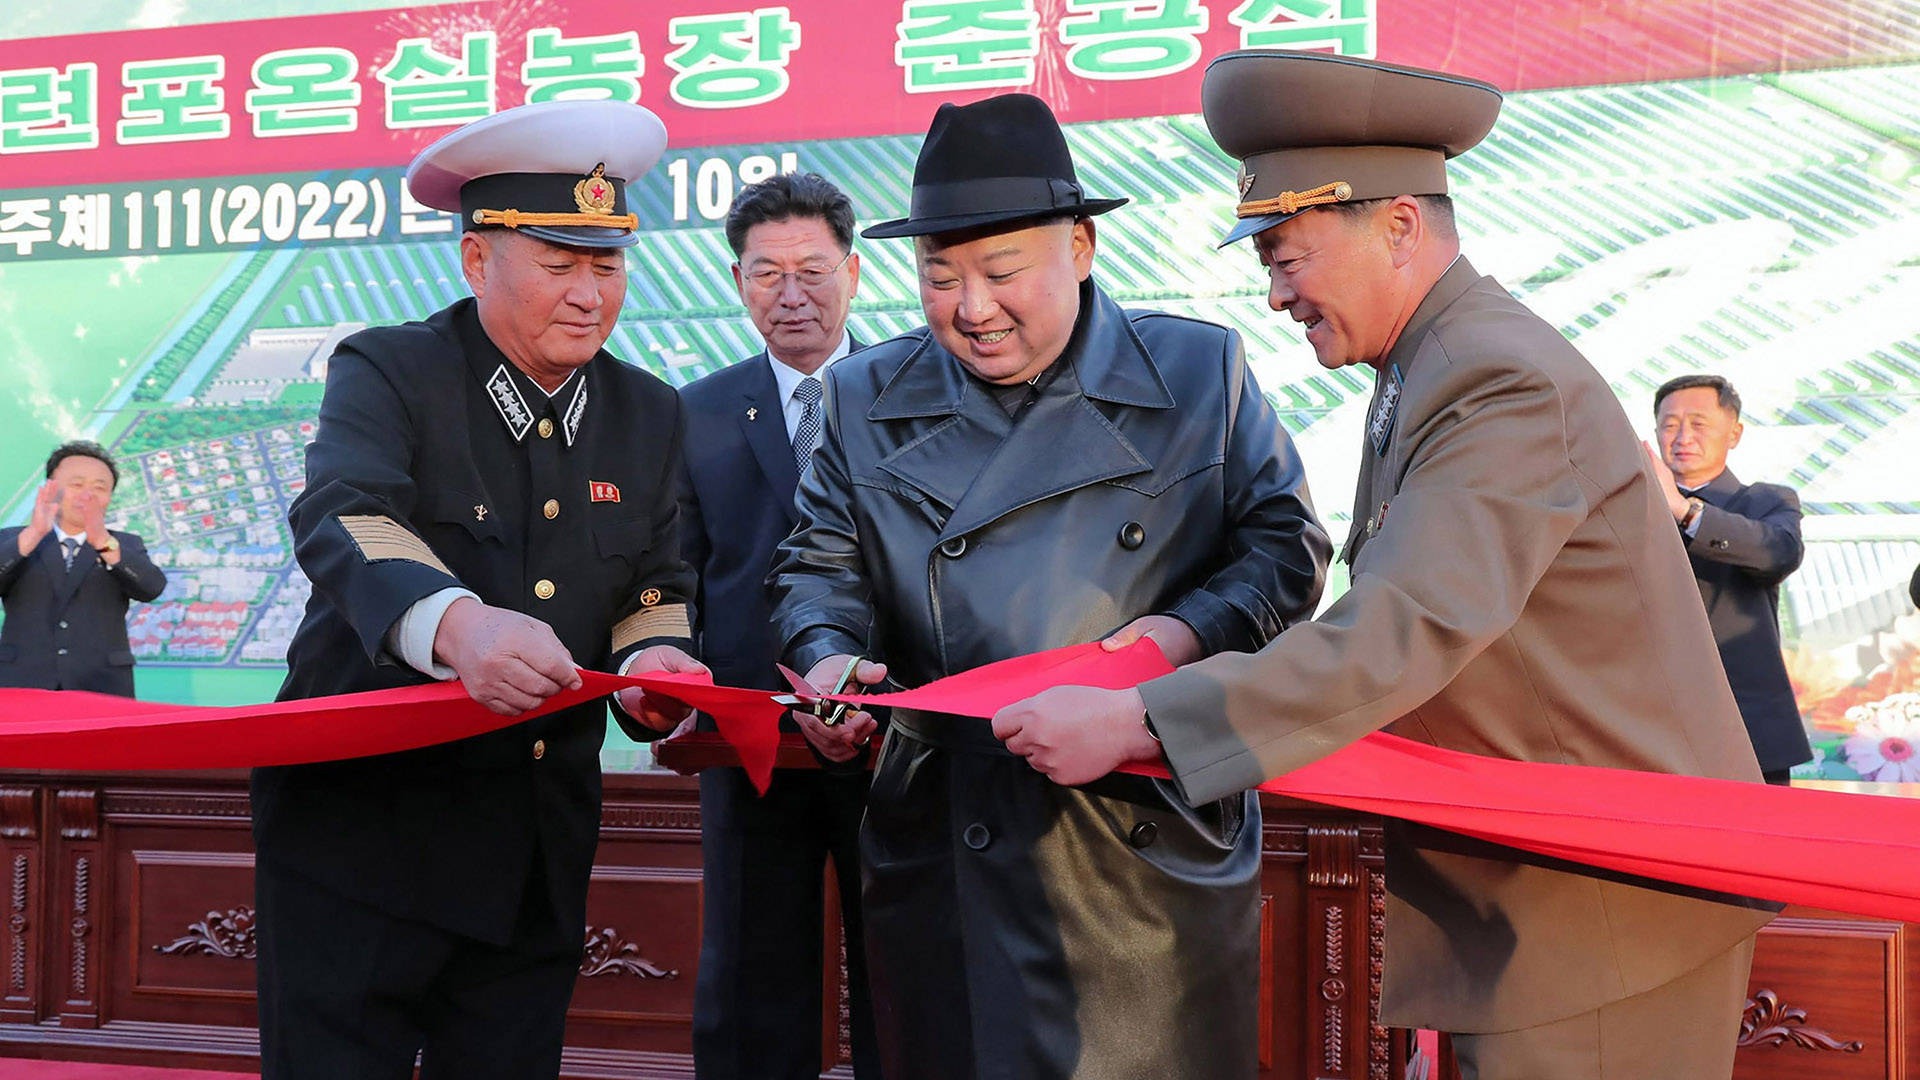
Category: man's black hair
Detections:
[
  {"x1": 45, "y1": 439, "x2": 118, "y2": 488},
  {"x1": 1654, "y1": 374, "x2": 1742, "y2": 420},
  {"x1": 724, "y1": 171, "x2": 856, "y2": 257}
]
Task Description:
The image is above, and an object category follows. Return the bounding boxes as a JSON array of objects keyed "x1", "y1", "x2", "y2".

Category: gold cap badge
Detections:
[{"x1": 574, "y1": 163, "x2": 617, "y2": 215}]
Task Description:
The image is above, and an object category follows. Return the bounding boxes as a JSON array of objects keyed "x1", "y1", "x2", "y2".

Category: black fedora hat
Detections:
[{"x1": 862, "y1": 94, "x2": 1127, "y2": 240}]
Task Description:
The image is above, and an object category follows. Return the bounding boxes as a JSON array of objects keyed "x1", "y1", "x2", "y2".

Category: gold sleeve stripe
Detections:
[
  {"x1": 338, "y1": 515, "x2": 453, "y2": 576},
  {"x1": 613, "y1": 603, "x2": 691, "y2": 652}
]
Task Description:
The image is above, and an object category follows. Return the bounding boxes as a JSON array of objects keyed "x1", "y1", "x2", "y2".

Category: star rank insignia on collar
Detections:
[
  {"x1": 574, "y1": 163, "x2": 618, "y2": 215},
  {"x1": 486, "y1": 365, "x2": 534, "y2": 441},
  {"x1": 1369, "y1": 364, "x2": 1403, "y2": 456},
  {"x1": 561, "y1": 375, "x2": 588, "y2": 447}
]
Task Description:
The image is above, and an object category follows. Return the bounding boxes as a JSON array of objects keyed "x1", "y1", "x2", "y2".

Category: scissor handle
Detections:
[{"x1": 816, "y1": 654, "x2": 865, "y2": 727}]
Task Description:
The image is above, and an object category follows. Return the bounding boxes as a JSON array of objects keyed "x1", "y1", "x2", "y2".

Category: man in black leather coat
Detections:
[{"x1": 768, "y1": 94, "x2": 1330, "y2": 1079}]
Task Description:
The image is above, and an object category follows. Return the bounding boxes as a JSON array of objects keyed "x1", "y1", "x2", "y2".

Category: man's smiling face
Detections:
[
  {"x1": 915, "y1": 217, "x2": 1095, "y2": 385},
  {"x1": 1253, "y1": 204, "x2": 1403, "y2": 370}
]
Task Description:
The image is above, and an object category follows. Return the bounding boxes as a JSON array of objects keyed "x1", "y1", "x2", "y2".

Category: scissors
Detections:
[{"x1": 773, "y1": 654, "x2": 867, "y2": 727}]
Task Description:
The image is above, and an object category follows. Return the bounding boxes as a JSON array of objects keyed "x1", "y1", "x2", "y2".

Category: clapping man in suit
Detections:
[
  {"x1": 0, "y1": 440, "x2": 166, "y2": 696},
  {"x1": 1649, "y1": 374, "x2": 1813, "y2": 784},
  {"x1": 675, "y1": 171, "x2": 878, "y2": 1079}
]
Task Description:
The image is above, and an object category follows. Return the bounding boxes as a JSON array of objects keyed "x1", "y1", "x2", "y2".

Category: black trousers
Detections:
[
  {"x1": 693, "y1": 764, "x2": 880, "y2": 1079},
  {"x1": 255, "y1": 861, "x2": 582, "y2": 1080}
]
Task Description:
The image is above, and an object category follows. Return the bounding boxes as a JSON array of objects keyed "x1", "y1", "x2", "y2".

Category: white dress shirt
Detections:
[
  {"x1": 768, "y1": 332, "x2": 851, "y2": 441},
  {"x1": 54, "y1": 525, "x2": 90, "y2": 566}
]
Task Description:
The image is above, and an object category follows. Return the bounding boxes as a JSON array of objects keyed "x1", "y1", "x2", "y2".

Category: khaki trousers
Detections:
[{"x1": 1452, "y1": 936, "x2": 1756, "y2": 1080}]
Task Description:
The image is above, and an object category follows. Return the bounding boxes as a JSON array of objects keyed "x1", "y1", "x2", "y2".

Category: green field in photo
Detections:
[
  {"x1": 134, "y1": 664, "x2": 289, "y2": 707},
  {"x1": 0, "y1": 252, "x2": 233, "y2": 518}
]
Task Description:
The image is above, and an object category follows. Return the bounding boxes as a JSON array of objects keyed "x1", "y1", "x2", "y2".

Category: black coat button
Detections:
[
  {"x1": 1129, "y1": 821, "x2": 1158, "y2": 848},
  {"x1": 940, "y1": 536, "x2": 968, "y2": 559},
  {"x1": 962, "y1": 823, "x2": 991, "y2": 851},
  {"x1": 1118, "y1": 522, "x2": 1145, "y2": 550}
]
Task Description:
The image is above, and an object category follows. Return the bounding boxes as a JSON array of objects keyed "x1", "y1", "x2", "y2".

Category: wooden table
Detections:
[{"x1": 0, "y1": 760, "x2": 1907, "y2": 1078}]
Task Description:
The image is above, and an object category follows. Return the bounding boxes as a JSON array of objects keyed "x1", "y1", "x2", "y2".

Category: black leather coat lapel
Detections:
[{"x1": 936, "y1": 362, "x2": 1151, "y2": 543}]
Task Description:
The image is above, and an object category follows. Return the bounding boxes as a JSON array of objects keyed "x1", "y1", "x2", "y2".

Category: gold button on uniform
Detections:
[
  {"x1": 537, "y1": 417, "x2": 555, "y2": 439},
  {"x1": 543, "y1": 499, "x2": 559, "y2": 519},
  {"x1": 534, "y1": 579, "x2": 556, "y2": 600},
  {"x1": 532, "y1": 739, "x2": 546, "y2": 760}
]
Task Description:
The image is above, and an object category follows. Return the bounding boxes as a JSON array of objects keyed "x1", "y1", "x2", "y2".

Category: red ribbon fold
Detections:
[{"x1": 4, "y1": 642, "x2": 1918, "y2": 922}]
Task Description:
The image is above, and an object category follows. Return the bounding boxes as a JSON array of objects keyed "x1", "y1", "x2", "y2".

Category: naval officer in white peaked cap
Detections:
[{"x1": 255, "y1": 98, "x2": 707, "y2": 1080}]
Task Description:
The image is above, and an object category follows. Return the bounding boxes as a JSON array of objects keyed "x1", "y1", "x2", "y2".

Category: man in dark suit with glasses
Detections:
[{"x1": 675, "y1": 171, "x2": 878, "y2": 1079}]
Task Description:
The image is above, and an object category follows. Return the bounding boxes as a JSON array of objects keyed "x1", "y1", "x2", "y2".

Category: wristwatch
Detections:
[
  {"x1": 94, "y1": 536, "x2": 120, "y2": 554},
  {"x1": 1679, "y1": 497, "x2": 1706, "y2": 531}
]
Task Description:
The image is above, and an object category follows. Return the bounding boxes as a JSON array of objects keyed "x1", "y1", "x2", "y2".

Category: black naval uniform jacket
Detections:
[
  {"x1": 0, "y1": 528, "x2": 166, "y2": 697},
  {"x1": 255, "y1": 298, "x2": 695, "y2": 946},
  {"x1": 1682, "y1": 468, "x2": 1814, "y2": 773},
  {"x1": 769, "y1": 280, "x2": 1330, "y2": 1080}
]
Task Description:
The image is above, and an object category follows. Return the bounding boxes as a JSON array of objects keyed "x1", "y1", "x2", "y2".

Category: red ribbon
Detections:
[{"x1": 5, "y1": 643, "x2": 1919, "y2": 922}]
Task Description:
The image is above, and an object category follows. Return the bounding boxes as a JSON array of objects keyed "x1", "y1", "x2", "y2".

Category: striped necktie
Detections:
[{"x1": 62, "y1": 538, "x2": 81, "y2": 570}]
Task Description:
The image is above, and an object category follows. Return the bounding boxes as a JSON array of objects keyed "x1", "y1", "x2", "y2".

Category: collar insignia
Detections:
[
  {"x1": 562, "y1": 374, "x2": 589, "y2": 447},
  {"x1": 1369, "y1": 364, "x2": 1403, "y2": 456},
  {"x1": 486, "y1": 365, "x2": 534, "y2": 442}
]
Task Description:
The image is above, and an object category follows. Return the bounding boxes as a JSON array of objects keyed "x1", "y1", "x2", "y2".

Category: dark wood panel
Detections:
[
  {"x1": 105, "y1": 780, "x2": 260, "y2": 1033},
  {"x1": 1735, "y1": 914, "x2": 1904, "y2": 1080},
  {"x1": 125, "y1": 850, "x2": 258, "y2": 1003},
  {"x1": 0, "y1": 785, "x2": 43, "y2": 1026},
  {"x1": 570, "y1": 866, "x2": 701, "y2": 1027},
  {"x1": 1258, "y1": 816, "x2": 1309, "y2": 1077},
  {"x1": 0, "y1": 772, "x2": 1897, "y2": 1080},
  {"x1": 55, "y1": 787, "x2": 103, "y2": 1029}
]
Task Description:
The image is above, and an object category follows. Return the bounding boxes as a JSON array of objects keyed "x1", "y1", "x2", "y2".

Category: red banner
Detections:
[
  {"x1": 6, "y1": 641, "x2": 1920, "y2": 922},
  {"x1": 0, "y1": 0, "x2": 1912, "y2": 189}
]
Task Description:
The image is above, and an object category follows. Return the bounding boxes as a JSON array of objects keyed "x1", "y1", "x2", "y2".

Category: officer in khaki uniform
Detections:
[
  {"x1": 254, "y1": 101, "x2": 704, "y2": 1079},
  {"x1": 991, "y1": 53, "x2": 1773, "y2": 1079}
]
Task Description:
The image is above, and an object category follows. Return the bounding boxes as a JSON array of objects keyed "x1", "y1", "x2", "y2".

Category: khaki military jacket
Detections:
[{"x1": 1141, "y1": 258, "x2": 1774, "y2": 1033}]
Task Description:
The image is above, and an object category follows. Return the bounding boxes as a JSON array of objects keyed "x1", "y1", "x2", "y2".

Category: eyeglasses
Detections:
[{"x1": 741, "y1": 250, "x2": 852, "y2": 294}]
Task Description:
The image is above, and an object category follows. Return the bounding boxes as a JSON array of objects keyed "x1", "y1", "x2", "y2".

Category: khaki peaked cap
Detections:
[{"x1": 1203, "y1": 51, "x2": 1504, "y2": 245}]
